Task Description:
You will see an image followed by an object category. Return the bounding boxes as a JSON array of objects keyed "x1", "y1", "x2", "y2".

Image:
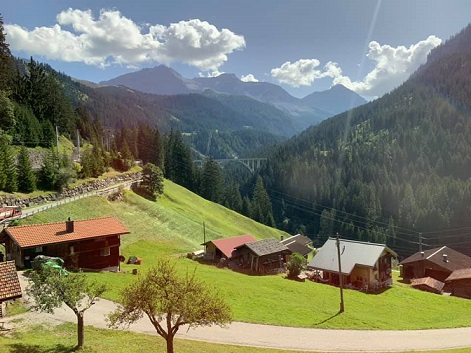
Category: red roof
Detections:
[
  {"x1": 3, "y1": 217, "x2": 130, "y2": 248},
  {"x1": 0, "y1": 261, "x2": 22, "y2": 301},
  {"x1": 209, "y1": 234, "x2": 257, "y2": 259}
]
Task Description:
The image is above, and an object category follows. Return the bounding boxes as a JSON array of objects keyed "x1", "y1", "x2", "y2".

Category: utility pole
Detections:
[
  {"x1": 55, "y1": 125, "x2": 59, "y2": 150},
  {"x1": 203, "y1": 221, "x2": 206, "y2": 247},
  {"x1": 76, "y1": 130, "x2": 80, "y2": 160},
  {"x1": 336, "y1": 233, "x2": 345, "y2": 313},
  {"x1": 419, "y1": 232, "x2": 422, "y2": 253}
]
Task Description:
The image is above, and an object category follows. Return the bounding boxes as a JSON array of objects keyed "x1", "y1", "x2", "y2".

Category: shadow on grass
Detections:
[
  {"x1": 7, "y1": 343, "x2": 78, "y2": 353},
  {"x1": 313, "y1": 310, "x2": 343, "y2": 326}
]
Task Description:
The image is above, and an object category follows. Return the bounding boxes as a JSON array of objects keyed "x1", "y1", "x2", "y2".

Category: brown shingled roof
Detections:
[
  {"x1": 411, "y1": 277, "x2": 445, "y2": 294},
  {"x1": 400, "y1": 246, "x2": 471, "y2": 272},
  {"x1": 0, "y1": 261, "x2": 22, "y2": 302},
  {"x1": 3, "y1": 217, "x2": 130, "y2": 248},
  {"x1": 445, "y1": 268, "x2": 471, "y2": 282},
  {"x1": 239, "y1": 238, "x2": 291, "y2": 257}
]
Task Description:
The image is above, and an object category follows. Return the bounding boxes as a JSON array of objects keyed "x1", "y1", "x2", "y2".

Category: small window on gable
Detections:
[{"x1": 100, "y1": 247, "x2": 110, "y2": 257}]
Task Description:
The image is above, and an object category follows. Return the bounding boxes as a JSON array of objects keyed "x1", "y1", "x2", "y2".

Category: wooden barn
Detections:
[
  {"x1": 203, "y1": 234, "x2": 257, "y2": 262},
  {"x1": 445, "y1": 268, "x2": 471, "y2": 299},
  {"x1": 0, "y1": 217, "x2": 130, "y2": 270},
  {"x1": 400, "y1": 246, "x2": 471, "y2": 282},
  {"x1": 235, "y1": 238, "x2": 292, "y2": 274}
]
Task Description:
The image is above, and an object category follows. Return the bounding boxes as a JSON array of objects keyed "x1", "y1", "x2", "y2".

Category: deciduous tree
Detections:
[
  {"x1": 27, "y1": 266, "x2": 106, "y2": 350},
  {"x1": 109, "y1": 259, "x2": 231, "y2": 353}
]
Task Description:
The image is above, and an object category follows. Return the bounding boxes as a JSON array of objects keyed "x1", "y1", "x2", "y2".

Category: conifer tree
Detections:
[
  {"x1": 16, "y1": 145, "x2": 36, "y2": 193},
  {"x1": 200, "y1": 157, "x2": 223, "y2": 203},
  {"x1": 0, "y1": 133, "x2": 17, "y2": 192},
  {"x1": 0, "y1": 15, "x2": 15, "y2": 91}
]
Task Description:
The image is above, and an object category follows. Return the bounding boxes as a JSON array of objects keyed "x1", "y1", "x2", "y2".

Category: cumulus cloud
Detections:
[
  {"x1": 5, "y1": 8, "x2": 245, "y2": 71},
  {"x1": 240, "y1": 74, "x2": 258, "y2": 82},
  {"x1": 271, "y1": 36, "x2": 441, "y2": 98}
]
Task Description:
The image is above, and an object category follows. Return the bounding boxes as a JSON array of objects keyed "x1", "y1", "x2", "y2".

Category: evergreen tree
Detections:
[
  {"x1": 150, "y1": 128, "x2": 165, "y2": 170},
  {"x1": 140, "y1": 163, "x2": 164, "y2": 200},
  {"x1": 0, "y1": 90, "x2": 14, "y2": 132},
  {"x1": 200, "y1": 157, "x2": 223, "y2": 203},
  {"x1": 16, "y1": 145, "x2": 36, "y2": 193},
  {"x1": 0, "y1": 15, "x2": 15, "y2": 91},
  {"x1": 252, "y1": 176, "x2": 275, "y2": 227},
  {"x1": 0, "y1": 133, "x2": 17, "y2": 192}
]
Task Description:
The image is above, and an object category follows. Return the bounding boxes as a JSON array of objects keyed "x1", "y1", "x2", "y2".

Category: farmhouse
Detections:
[
  {"x1": 0, "y1": 217, "x2": 130, "y2": 270},
  {"x1": 0, "y1": 261, "x2": 22, "y2": 318},
  {"x1": 281, "y1": 234, "x2": 313, "y2": 258},
  {"x1": 202, "y1": 234, "x2": 257, "y2": 262},
  {"x1": 308, "y1": 238, "x2": 397, "y2": 291},
  {"x1": 445, "y1": 268, "x2": 471, "y2": 299},
  {"x1": 235, "y1": 238, "x2": 292, "y2": 274},
  {"x1": 400, "y1": 246, "x2": 471, "y2": 282}
]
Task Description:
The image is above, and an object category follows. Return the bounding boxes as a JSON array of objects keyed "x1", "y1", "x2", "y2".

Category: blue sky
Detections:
[{"x1": 2, "y1": 0, "x2": 470, "y2": 99}]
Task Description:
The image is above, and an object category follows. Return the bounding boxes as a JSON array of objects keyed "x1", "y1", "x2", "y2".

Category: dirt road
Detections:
[{"x1": 6, "y1": 274, "x2": 471, "y2": 352}]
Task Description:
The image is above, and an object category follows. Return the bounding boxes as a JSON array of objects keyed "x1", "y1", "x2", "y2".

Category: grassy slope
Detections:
[{"x1": 16, "y1": 179, "x2": 471, "y2": 330}]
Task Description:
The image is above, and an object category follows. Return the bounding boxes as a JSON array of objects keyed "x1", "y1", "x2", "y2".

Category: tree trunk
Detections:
[
  {"x1": 166, "y1": 333, "x2": 174, "y2": 353},
  {"x1": 77, "y1": 312, "x2": 84, "y2": 349}
]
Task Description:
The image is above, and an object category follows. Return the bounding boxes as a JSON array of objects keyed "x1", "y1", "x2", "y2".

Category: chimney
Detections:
[
  {"x1": 443, "y1": 254, "x2": 448, "y2": 263},
  {"x1": 280, "y1": 235, "x2": 284, "y2": 241},
  {"x1": 66, "y1": 217, "x2": 74, "y2": 233},
  {"x1": 420, "y1": 251, "x2": 424, "y2": 257}
]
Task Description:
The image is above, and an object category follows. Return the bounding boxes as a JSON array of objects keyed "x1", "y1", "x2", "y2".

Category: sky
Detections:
[{"x1": 2, "y1": 0, "x2": 470, "y2": 100}]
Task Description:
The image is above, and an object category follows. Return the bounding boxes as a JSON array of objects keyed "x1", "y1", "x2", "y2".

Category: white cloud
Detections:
[
  {"x1": 271, "y1": 36, "x2": 441, "y2": 98},
  {"x1": 5, "y1": 8, "x2": 245, "y2": 71},
  {"x1": 270, "y1": 59, "x2": 323, "y2": 87},
  {"x1": 240, "y1": 74, "x2": 258, "y2": 82}
]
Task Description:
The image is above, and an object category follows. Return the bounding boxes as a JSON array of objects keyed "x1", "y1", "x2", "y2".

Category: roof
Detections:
[
  {"x1": 238, "y1": 238, "x2": 291, "y2": 257},
  {"x1": 0, "y1": 261, "x2": 22, "y2": 302},
  {"x1": 281, "y1": 234, "x2": 312, "y2": 247},
  {"x1": 400, "y1": 246, "x2": 471, "y2": 273},
  {"x1": 410, "y1": 277, "x2": 445, "y2": 293},
  {"x1": 285, "y1": 241, "x2": 312, "y2": 257},
  {"x1": 445, "y1": 268, "x2": 471, "y2": 282},
  {"x1": 308, "y1": 237, "x2": 397, "y2": 275},
  {"x1": 205, "y1": 234, "x2": 257, "y2": 259},
  {"x1": 3, "y1": 217, "x2": 130, "y2": 248}
]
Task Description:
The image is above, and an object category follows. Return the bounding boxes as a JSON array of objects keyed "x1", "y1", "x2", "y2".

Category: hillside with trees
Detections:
[{"x1": 258, "y1": 24, "x2": 471, "y2": 258}]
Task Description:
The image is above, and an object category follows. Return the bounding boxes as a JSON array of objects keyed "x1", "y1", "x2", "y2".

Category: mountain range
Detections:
[{"x1": 99, "y1": 65, "x2": 367, "y2": 127}]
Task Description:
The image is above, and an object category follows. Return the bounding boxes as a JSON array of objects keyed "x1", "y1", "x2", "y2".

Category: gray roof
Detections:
[
  {"x1": 281, "y1": 234, "x2": 312, "y2": 247},
  {"x1": 308, "y1": 237, "x2": 397, "y2": 275},
  {"x1": 285, "y1": 242, "x2": 312, "y2": 257},
  {"x1": 241, "y1": 238, "x2": 291, "y2": 257}
]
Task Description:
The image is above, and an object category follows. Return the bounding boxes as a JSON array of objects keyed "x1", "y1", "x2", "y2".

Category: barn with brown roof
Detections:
[
  {"x1": 445, "y1": 268, "x2": 471, "y2": 299},
  {"x1": 0, "y1": 217, "x2": 130, "y2": 270},
  {"x1": 236, "y1": 238, "x2": 292, "y2": 274},
  {"x1": 0, "y1": 261, "x2": 22, "y2": 318},
  {"x1": 400, "y1": 246, "x2": 471, "y2": 282}
]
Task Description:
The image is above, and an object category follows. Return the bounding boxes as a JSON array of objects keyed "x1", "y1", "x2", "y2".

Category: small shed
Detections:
[
  {"x1": 236, "y1": 238, "x2": 292, "y2": 274},
  {"x1": 410, "y1": 277, "x2": 445, "y2": 294},
  {"x1": 1, "y1": 217, "x2": 130, "y2": 270},
  {"x1": 281, "y1": 234, "x2": 313, "y2": 258},
  {"x1": 400, "y1": 246, "x2": 471, "y2": 282},
  {"x1": 445, "y1": 268, "x2": 471, "y2": 299},
  {"x1": 0, "y1": 261, "x2": 22, "y2": 318}
]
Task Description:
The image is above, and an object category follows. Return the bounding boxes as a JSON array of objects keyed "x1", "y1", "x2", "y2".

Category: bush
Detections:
[{"x1": 286, "y1": 252, "x2": 305, "y2": 279}]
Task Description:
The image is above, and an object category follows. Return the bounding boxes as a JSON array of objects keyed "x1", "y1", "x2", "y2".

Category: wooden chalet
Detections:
[
  {"x1": 400, "y1": 246, "x2": 471, "y2": 282},
  {"x1": 308, "y1": 238, "x2": 397, "y2": 291},
  {"x1": 445, "y1": 268, "x2": 471, "y2": 299},
  {"x1": 236, "y1": 238, "x2": 292, "y2": 274},
  {"x1": 203, "y1": 234, "x2": 256, "y2": 262},
  {"x1": 0, "y1": 261, "x2": 22, "y2": 318},
  {"x1": 0, "y1": 217, "x2": 130, "y2": 270}
]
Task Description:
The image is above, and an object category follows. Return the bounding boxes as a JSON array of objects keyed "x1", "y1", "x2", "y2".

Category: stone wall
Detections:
[{"x1": 0, "y1": 172, "x2": 141, "y2": 208}]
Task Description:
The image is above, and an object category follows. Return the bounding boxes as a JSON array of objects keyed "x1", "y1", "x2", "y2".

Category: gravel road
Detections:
[{"x1": 4, "y1": 273, "x2": 471, "y2": 352}]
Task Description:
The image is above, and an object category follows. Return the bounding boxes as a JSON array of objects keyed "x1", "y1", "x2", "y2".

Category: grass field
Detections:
[{"x1": 13, "y1": 179, "x2": 471, "y2": 331}]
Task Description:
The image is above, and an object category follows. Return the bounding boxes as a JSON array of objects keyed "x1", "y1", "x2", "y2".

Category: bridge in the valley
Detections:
[{"x1": 194, "y1": 158, "x2": 267, "y2": 173}]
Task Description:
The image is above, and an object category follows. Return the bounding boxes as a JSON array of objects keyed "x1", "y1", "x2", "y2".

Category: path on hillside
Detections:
[{"x1": 4, "y1": 274, "x2": 471, "y2": 352}]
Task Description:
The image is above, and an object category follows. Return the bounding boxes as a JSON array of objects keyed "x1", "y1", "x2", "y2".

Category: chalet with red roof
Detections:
[
  {"x1": 0, "y1": 261, "x2": 22, "y2": 318},
  {"x1": 0, "y1": 217, "x2": 130, "y2": 270},
  {"x1": 203, "y1": 234, "x2": 257, "y2": 262}
]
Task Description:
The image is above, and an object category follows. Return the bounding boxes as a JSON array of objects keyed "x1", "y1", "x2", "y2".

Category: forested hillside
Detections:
[{"x1": 261, "y1": 24, "x2": 471, "y2": 257}]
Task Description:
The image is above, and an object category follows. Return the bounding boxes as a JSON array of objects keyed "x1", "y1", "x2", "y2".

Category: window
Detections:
[
  {"x1": 100, "y1": 247, "x2": 110, "y2": 256},
  {"x1": 35, "y1": 246, "x2": 43, "y2": 253}
]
